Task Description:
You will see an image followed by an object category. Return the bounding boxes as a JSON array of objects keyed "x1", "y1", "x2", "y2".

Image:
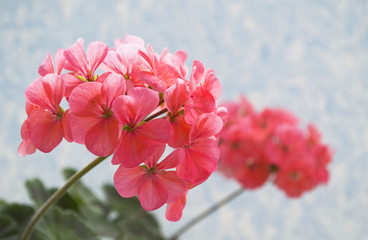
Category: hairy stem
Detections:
[
  {"x1": 168, "y1": 187, "x2": 245, "y2": 240},
  {"x1": 21, "y1": 155, "x2": 109, "y2": 240}
]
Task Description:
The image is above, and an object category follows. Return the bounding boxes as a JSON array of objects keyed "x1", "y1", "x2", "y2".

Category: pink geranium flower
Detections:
[
  {"x1": 138, "y1": 44, "x2": 184, "y2": 92},
  {"x1": 102, "y1": 34, "x2": 146, "y2": 90},
  {"x1": 114, "y1": 146, "x2": 188, "y2": 212},
  {"x1": 111, "y1": 87, "x2": 171, "y2": 167},
  {"x1": 21, "y1": 74, "x2": 72, "y2": 153},
  {"x1": 169, "y1": 113, "x2": 224, "y2": 184},
  {"x1": 63, "y1": 38, "x2": 109, "y2": 96},
  {"x1": 68, "y1": 73, "x2": 126, "y2": 156}
]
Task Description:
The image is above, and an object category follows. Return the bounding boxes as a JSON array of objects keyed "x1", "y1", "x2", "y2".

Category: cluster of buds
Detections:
[
  {"x1": 18, "y1": 34, "x2": 225, "y2": 221},
  {"x1": 218, "y1": 96, "x2": 333, "y2": 197}
]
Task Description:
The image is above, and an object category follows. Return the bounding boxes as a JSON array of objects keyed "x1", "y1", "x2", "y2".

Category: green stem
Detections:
[
  {"x1": 21, "y1": 155, "x2": 109, "y2": 240},
  {"x1": 168, "y1": 187, "x2": 245, "y2": 240}
]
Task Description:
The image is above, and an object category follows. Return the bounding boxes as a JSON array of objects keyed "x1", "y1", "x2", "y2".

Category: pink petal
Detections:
[
  {"x1": 101, "y1": 50, "x2": 126, "y2": 75},
  {"x1": 85, "y1": 118, "x2": 120, "y2": 156},
  {"x1": 114, "y1": 165, "x2": 146, "y2": 198},
  {"x1": 61, "y1": 109, "x2": 73, "y2": 142},
  {"x1": 189, "y1": 60, "x2": 205, "y2": 92},
  {"x1": 184, "y1": 87, "x2": 216, "y2": 124},
  {"x1": 137, "y1": 176, "x2": 168, "y2": 211},
  {"x1": 62, "y1": 73, "x2": 84, "y2": 97},
  {"x1": 64, "y1": 38, "x2": 88, "y2": 76},
  {"x1": 101, "y1": 73, "x2": 126, "y2": 107},
  {"x1": 203, "y1": 69, "x2": 222, "y2": 100},
  {"x1": 69, "y1": 82, "x2": 103, "y2": 117},
  {"x1": 54, "y1": 49, "x2": 66, "y2": 75},
  {"x1": 138, "y1": 71, "x2": 167, "y2": 92},
  {"x1": 123, "y1": 34, "x2": 145, "y2": 45},
  {"x1": 167, "y1": 115, "x2": 191, "y2": 148},
  {"x1": 112, "y1": 119, "x2": 170, "y2": 167},
  {"x1": 87, "y1": 41, "x2": 109, "y2": 74},
  {"x1": 189, "y1": 113, "x2": 223, "y2": 140},
  {"x1": 18, "y1": 120, "x2": 36, "y2": 156},
  {"x1": 157, "y1": 171, "x2": 188, "y2": 203},
  {"x1": 38, "y1": 52, "x2": 54, "y2": 76},
  {"x1": 28, "y1": 108, "x2": 64, "y2": 153},
  {"x1": 41, "y1": 74, "x2": 64, "y2": 110},
  {"x1": 25, "y1": 77, "x2": 51, "y2": 110},
  {"x1": 176, "y1": 138, "x2": 220, "y2": 184},
  {"x1": 144, "y1": 145, "x2": 166, "y2": 169},
  {"x1": 113, "y1": 87, "x2": 159, "y2": 125},
  {"x1": 69, "y1": 114, "x2": 100, "y2": 144},
  {"x1": 165, "y1": 192, "x2": 187, "y2": 222},
  {"x1": 164, "y1": 79, "x2": 190, "y2": 114}
]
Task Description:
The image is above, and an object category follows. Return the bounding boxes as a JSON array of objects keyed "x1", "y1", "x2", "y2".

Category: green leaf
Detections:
[
  {"x1": 0, "y1": 203, "x2": 35, "y2": 230},
  {"x1": 0, "y1": 216, "x2": 18, "y2": 240},
  {"x1": 35, "y1": 208, "x2": 98, "y2": 240},
  {"x1": 25, "y1": 178, "x2": 50, "y2": 207}
]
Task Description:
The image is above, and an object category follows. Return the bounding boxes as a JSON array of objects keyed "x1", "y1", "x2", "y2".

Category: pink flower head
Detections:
[
  {"x1": 21, "y1": 74, "x2": 72, "y2": 153},
  {"x1": 63, "y1": 38, "x2": 109, "y2": 96},
  {"x1": 184, "y1": 61, "x2": 221, "y2": 124},
  {"x1": 138, "y1": 44, "x2": 184, "y2": 92},
  {"x1": 114, "y1": 145, "x2": 188, "y2": 212},
  {"x1": 111, "y1": 87, "x2": 171, "y2": 167},
  {"x1": 69, "y1": 73, "x2": 126, "y2": 156},
  {"x1": 102, "y1": 34, "x2": 146, "y2": 90},
  {"x1": 170, "y1": 113, "x2": 224, "y2": 184}
]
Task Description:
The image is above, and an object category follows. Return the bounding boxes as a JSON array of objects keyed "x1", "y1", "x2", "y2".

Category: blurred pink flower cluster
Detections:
[
  {"x1": 18, "y1": 35, "x2": 225, "y2": 221},
  {"x1": 218, "y1": 96, "x2": 333, "y2": 197}
]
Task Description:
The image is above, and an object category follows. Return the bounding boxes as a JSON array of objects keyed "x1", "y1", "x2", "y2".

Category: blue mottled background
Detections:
[{"x1": 1, "y1": 0, "x2": 367, "y2": 239}]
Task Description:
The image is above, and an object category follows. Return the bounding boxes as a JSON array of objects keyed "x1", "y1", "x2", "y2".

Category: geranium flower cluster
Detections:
[
  {"x1": 218, "y1": 96, "x2": 333, "y2": 197},
  {"x1": 18, "y1": 35, "x2": 224, "y2": 221}
]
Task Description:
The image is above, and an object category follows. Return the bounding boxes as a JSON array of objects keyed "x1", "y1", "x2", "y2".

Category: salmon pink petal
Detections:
[
  {"x1": 101, "y1": 73, "x2": 126, "y2": 106},
  {"x1": 25, "y1": 77, "x2": 51, "y2": 110},
  {"x1": 184, "y1": 87, "x2": 216, "y2": 124},
  {"x1": 64, "y1": 38, "x2": 88, "y2": 76},
  {"x1": 167, "y1": 115, "x2": 191, "y2": 148},
  {"x1": 137, "y1": 177, "x2": 168, "y2": 211},
  {"x1": 114, "y1": 165, "x2": 146, "y2": 198},
  {"x1": 138, "y1": 71, "x2": 167, "y2": 92},
  {"x1": 189, "y1": 113, "x2": 223, "y2": 140},
  {"x1": 157, "y1": 171, "x2": 188, "y2": 203},
  {"x1": 144, "y1": 145, "x2": 166, "y2": 169},
  {"x1": 85, "y1": 118, "x2": 120, "y2": 156},
  {"x1": 165, "y1": 192, "x2": 187, "y2": 222},
  {"x1": 28, "y1": 108, "x2": 64, "y2": 153},
  {"x1": 38, "y1": 52, "x2": 54, "y2": 76},
  {"x1": 177, "y1": 138, "x2": 220, "y2": 183},
  {"x1": 54, "y1": 49, "x2": 65, "y2": 75},
  {"x1": 87, "y1": 41, "x2": 109, "y2": 74},
  {"x1": 112, "y1": 131, "x2": 151, "y2": 166},
  {"x1": 101, "y1": 51, "x2": 126, "y2": 75},
  {"x1": 41, "y1": 74, "x2": 64, "y2": 109},
  {"x1": 139, "y1": 118, "x2": 171, "y2": 145},
  {"x1": 61, "y1": 109, "x2": 73, "y2": 142},
  {"x1": 203, "y1": 69, "x2": 222, "y2": 100},
  {"x1": 164, "y1": 79, "x2": 190, "y2": 114},
  {"x1": 123, "y1": 34, "x2": 145, "y2": 45},
  {"x1": 62, "y1": 74, "x2": 84, "y2": 97},
  {"x1": 189, "y1": 60, "x2": 204, "y2": 92},
  {"x1": 69, "y1": 114, "x2": 100, "y2": 144},
  {"x1": 69, "y1": 82, "x2": 103, "y2": 117},
  {"x1": 18, "y1": 120, "x2": 36, "y2": 156},
  {"x1": 113, "y1": 87, "x2": 159, "y2": 124}
]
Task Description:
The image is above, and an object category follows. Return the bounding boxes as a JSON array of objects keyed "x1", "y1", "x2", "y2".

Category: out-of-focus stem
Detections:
[{"x1": 168, "y1": 187, "x2": 245, "y2": 240}]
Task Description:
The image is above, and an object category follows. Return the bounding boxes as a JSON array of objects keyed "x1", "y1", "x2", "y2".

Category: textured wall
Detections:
[{"x1": 1, "y1": 0, "x2": 367, "y2": 239}]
